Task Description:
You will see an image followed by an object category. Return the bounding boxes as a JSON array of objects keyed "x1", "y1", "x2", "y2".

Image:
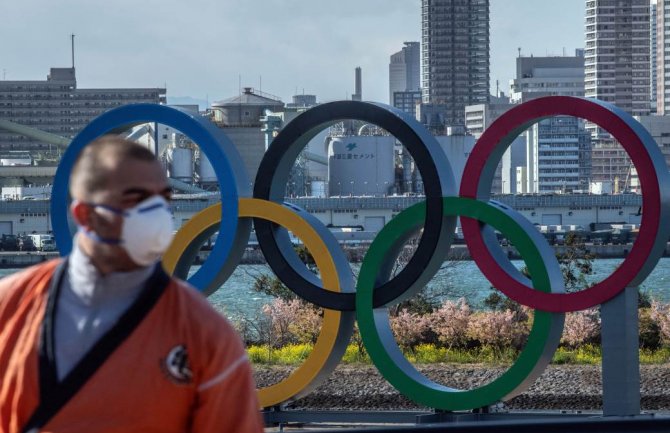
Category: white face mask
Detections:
[{"x1": 84, "y1": 195, "x2": 175, "y2": 266}]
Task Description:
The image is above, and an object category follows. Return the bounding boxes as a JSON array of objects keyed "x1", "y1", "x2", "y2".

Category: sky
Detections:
[{"x1": 0, "y1": 0, "x2": 585, "y2": 108}]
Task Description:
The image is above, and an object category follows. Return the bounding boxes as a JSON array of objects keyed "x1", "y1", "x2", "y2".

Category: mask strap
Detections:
[{"x1": 137, "y1": 202, "x2": 167, "y2": 213}]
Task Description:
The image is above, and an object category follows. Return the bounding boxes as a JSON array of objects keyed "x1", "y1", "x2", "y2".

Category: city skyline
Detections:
[{"x1": 1, "y1": 0, "x2": 584, "y2": 108}]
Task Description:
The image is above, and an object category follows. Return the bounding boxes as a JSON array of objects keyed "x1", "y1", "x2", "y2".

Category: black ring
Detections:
[{"x1": 253, "y1": 101, "x2": 456, "y2": 310}]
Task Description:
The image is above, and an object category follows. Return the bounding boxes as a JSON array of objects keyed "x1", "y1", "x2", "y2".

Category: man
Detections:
[{"x1": 0, "y1": 136, "x2": 263, "y2": 433}]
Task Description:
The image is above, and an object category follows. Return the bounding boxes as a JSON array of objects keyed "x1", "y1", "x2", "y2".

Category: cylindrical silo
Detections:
[
  {"x1": 167, "y1": 147, "x2": 193, "y2": 183},
  {"x1": 197, "y1": 153, "x2": 217, "y2": 184},
  {"x1": 327, "y1": 136, "x2": 395, "y2": 197}
]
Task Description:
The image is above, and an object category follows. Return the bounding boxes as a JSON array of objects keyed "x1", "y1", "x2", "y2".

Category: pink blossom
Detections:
[
  {"x1": 560, "y1": 309, "x2": 600, "y2": 348},
  {"x1": 390, "y1": 309, "x2": 430, "y2": 350},
  {"x1": 429, "y1": 298, "x2": 472, "y2": 349}
]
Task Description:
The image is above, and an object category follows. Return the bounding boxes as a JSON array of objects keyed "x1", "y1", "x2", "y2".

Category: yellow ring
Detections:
[{"x1": 163, "y1": 197, "x2": 353, "y2": 407}]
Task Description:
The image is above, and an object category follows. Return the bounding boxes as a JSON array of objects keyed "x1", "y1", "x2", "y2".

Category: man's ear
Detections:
[{"x1": 70, "y1": 201, "x2": 92, "y2": 228}]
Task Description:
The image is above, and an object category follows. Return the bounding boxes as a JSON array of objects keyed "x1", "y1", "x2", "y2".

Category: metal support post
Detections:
[{"x1": 600, "y1": 286, "x2": 640, "y2": 416}]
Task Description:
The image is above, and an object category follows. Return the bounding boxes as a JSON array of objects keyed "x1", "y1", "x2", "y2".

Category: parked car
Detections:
[{"x1": 0, "y1": 234, "x2": 19, "y2": 251}]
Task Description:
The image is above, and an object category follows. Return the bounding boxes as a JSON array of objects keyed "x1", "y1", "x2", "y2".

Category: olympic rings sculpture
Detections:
[{"x1": 51, "y1": 96, "x2": 670, "y2": 411}]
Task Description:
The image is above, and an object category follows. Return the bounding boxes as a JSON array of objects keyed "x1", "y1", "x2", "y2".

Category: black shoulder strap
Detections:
[{"x1": 22, "y1": 261, "x2": 170, "y2": 433}]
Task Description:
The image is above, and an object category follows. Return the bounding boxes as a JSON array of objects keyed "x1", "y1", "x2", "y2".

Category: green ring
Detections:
[{"x1": 355, "y1": 197, "x2": 565, "y2": 411}]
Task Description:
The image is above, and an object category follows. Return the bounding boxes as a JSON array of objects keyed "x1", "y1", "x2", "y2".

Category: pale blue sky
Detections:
[{"x1": 0, "y1": 0, "x2": 584, "y2": 106}]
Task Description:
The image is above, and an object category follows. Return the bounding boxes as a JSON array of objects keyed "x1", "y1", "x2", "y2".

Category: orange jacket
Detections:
[{"x1": 0, "y1": 260, "x2": 263, "y2": 433}]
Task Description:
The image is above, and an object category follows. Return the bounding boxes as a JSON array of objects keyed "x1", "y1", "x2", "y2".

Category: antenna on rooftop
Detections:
[
  {"x1": 518, "y1": 47, "x2": 521, "y2": 58},
  {"x1": 71, "y1": 34, "x2": 76, "y2": 69}
]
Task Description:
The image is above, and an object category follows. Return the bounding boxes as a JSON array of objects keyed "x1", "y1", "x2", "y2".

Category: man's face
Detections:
[
  {"x1": 90, "y1": 158, "x2": 172, "y2": 212},
  {"x1": 74, "y1": 157, "x2": 172, "y2": 270}
]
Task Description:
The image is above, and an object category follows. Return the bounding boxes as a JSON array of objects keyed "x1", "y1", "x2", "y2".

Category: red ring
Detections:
[{"x1": 460, "y1": 96, "x2": 666, "y2": 312}]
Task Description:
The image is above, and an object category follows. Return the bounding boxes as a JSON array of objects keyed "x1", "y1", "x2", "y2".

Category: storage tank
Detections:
[
  {"x1": 197, "y1": 153, "x2": 217, "y2": 184},
  {"x1": 327, "y1": 136, "x2": 395, "y2": 196},
  {"x1": 167, "y1": 147, "x2": 193, "y2": 182}
]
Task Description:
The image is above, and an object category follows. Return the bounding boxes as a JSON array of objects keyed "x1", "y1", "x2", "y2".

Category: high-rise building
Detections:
[
  {"x1": 464, "y1": 93, "x2": 514, "y2": 138},
  {"x1": 510, "y1": 52, "x2": 585, "y2": 103},
  {"x1": 0, "y1": 67, "x2": 166, "y2": 151},
  {"x1": 527, "y1": 116, "x2": 592, "y2": 193},
  {"x1": 590, "y1": 141, "x2": 635, "y2": 192},
  {"x1": 420, "y1": 0, "x2": 489, "y2": 127},
  {"x1": 651, "y1": 0, "x2": 658, "y2": 113},
  {"x1": 656, "y1": 0, "x2": 670, "y2": 113},
  {"x1": 389, "y1": 42, "x2": 420, "y2": 103},
  {"x1": 584, "y1": 0, "x2": 651, "y2": 136}
]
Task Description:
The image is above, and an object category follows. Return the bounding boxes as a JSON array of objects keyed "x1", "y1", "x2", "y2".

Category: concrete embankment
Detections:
[
  {"x1": 0, "y1": 251, "x2": 59, "y2": 268},
  {"x1": 202, "y1": 242, "x2": 663, "y2": 264},
  {"x1": 0, "y1": 241, "x2": 662, "y2": 268}
]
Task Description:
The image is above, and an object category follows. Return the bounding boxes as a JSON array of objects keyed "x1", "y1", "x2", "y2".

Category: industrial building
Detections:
[
  {"x1": 211, "y1": 87, "x2": 284, "y2": 183},
  {"x1": 420, "y1": 0, "x2": 490, "y2": 127},
  {"x1": 0, "y1": 67, "x2": 165, "y2": 151},
  {"x1": 327, "y1": 135, "x2": 396, "y2": 197},
  {"x1": 0, "y1": 193, "x2": 643, "y2": 239}
]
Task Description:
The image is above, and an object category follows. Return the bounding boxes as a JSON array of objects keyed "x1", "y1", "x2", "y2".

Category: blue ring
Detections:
[{"x1": 51, "y1": 104, "x2": 243, "y2": 291}]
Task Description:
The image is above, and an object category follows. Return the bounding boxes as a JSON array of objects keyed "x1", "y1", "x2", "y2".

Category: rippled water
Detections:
[
  {"x1": 4, "y1": 258, "x2": 668, "y2": 322},
  {"x1": 202, "y1": 258, "x2": 670, "y2": 321}
]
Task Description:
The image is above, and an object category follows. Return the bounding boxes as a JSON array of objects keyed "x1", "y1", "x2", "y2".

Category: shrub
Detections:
[
  {"x1": 408, "y1": 344, "x2": 448, "y2": 364},
  {"x1": 552, "y1": 347, "x2": 577, "y2": 364},
  {"x1": 467, "y1": 310, "x2": 526, "y2": 350},
  {"x1": 261, "y1": 298, "x2": 323, "y2": 347},
  {"x1": 560, "y1": 309, "x2": 600, "y2": 348},
  {"x1": 390, "y1": 308, "x2": 430, "y2": 350},
  {"x1": 342, "y1": 343, "x2": 370, "y2": 364},
  {"x1": 640, "y1": 347, "x2": 670, "y2": 364},
  {"x1": 246, "y1": 344, "x2": 313, "y2": 365},
  {"x1": 639, "y1": 308, "x2": 662, "y2": 350},
  {"x1": 429, "y1": 298, "x2": 472, "y2": 349},
  {"x1": 651, "y1": 301, "x2": 670, "y2": 345},
  {"x1": 573, "y1": 344, "x2": 601, "y2": 364}
]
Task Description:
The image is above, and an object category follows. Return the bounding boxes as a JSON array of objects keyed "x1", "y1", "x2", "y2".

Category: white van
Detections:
[{"x1": 29, "y1": 234, "x2": 54, "y2": 251}]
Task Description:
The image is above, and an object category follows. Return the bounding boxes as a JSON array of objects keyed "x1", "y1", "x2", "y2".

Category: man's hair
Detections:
[{"x1": 69, "y1": 135, "x2": 157, "y2": 199}]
